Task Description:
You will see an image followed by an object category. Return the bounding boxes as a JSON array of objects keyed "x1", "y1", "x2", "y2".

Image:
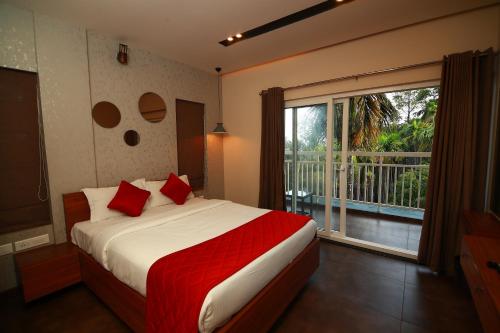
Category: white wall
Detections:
[
  {"x1": 222, "y1": 6, "x2": 500, "y2": 207},
  {"x1": 0, "y1": 3, "x2": 224, "y2": 291}
]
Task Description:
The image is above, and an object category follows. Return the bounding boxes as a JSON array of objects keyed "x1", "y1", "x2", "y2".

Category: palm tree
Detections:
[
  {"x1": 414, "y1": 87, "x2": 439, "y2": 121},
  {"x1": 349, "y1": 94, "x2": 398, "y2": 150},
  {"x1": 377, "y1": 131, "x2": 405, "y2": 152},
  {"x1": 400, "y1": 119, "x2": 434, "y2": 152}
]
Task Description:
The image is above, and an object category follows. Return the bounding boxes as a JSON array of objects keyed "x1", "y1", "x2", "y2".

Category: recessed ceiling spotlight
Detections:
[{"x1": 219, "y1": 0, "x2": 354, "y2": 47}]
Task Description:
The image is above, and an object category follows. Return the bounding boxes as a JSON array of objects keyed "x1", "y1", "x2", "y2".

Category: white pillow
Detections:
[
  {"x1": 179, "y1": 175, "x2": 196, "y2": 201},
  {"x1": 82, "y1": 178, "x2": 146, "y2": 223},
  {"x1": 145, "y1": 175, "x2": 194, "y2": 209}
]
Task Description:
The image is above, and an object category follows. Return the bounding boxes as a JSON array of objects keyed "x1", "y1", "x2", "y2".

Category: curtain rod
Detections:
[
  {"x1": 283, "y1": 60, "x2": 442, "y2": 92},
  {"x1": 259, "y1": 51, "x2": 496, "y2": 95}
]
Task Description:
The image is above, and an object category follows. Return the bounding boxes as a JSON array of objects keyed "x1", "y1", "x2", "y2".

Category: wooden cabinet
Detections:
[
  {"x1": 15, "y1": 243, "x2": 81, "y2": 302},
  {"x1": 463, "y1": 211, "x2": 500, "y2": 238},
  {"x1": 461, "y1": 212, "x2": 500, "y2": 333},
  {"x1": 461, "y1": 236, "x2": 500, "y2": 333}
]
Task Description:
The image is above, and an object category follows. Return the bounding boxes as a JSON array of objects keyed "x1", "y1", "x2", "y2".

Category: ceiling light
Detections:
[
  {"x1": 219, "y1": 0, "x2": 354, "y2": 47},
  {"x1": 212, "y1": 67, "x2": 228, "y2": 135}
]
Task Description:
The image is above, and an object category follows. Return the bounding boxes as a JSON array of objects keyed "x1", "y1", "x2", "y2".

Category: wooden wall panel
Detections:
[{"x1": 176, "y1": 99, "x2": 205, "y2": 190}]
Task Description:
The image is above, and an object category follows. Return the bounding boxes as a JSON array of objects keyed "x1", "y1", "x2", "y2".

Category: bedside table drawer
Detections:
[{"x1": 16, "y1": 243, "x2": 81, "y2": 302}]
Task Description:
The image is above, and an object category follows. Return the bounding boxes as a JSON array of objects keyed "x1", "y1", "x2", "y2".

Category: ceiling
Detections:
[{"x1": 4, "y1": 0, "x2": 498, "y2": 73}]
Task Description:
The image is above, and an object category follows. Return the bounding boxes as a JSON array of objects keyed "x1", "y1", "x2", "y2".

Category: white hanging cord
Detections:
[{"x1": 36, "y1": 81, "x2": 49, "y2": 202}]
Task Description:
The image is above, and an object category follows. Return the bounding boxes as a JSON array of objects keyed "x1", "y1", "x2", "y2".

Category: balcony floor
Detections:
[{"x1": 289, "y1": 204, "x2": 422, "y2": 252}]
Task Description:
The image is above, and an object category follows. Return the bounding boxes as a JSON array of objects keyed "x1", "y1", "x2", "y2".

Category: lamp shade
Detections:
[{"x1": 212, "y1": 122, "x2": 228, "y2": 134}]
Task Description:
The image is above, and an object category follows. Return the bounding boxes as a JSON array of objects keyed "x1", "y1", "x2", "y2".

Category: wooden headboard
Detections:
[{"x1": 62, "y1": 192, "x2": 90, "y2": 242}]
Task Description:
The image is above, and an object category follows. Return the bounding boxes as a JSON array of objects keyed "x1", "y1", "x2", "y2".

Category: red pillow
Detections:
[
  {"x1": 107, "y1": 181, "x2": 151, "y2": 217},
  {"x1": 160, "y1": 173, "x2": 192, "y2": 205}
]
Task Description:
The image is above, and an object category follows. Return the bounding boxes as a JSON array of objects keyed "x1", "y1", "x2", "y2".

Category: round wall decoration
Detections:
[
  {"x1": 138, "y1": 92, "x2": 166, "y2": 123},
  {"x1": 124, "y1": 130, "x2": 140, "y2": 146},
  {"x1": 92, "y1": 101, "x2": 121, "y2": 128}
]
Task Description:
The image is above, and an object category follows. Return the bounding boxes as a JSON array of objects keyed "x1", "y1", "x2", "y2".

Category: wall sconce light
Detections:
[{"x1": 117, "y1": 43, "x2": 128, "y2": 65}]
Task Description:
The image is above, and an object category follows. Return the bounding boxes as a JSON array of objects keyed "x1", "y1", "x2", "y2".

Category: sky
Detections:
[{"x1": 285, "y1": 105, "x2": 326, "y2": 145}]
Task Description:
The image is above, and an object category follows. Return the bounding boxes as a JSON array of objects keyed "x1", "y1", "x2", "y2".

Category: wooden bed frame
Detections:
[{"x1": 63, "y1": 192, "x2": 319, "y2": 333}]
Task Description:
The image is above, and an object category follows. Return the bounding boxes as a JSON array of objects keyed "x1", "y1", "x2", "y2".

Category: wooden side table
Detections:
[{"x1": 15, "y1": 242, "x2": 81, "y2": 302}]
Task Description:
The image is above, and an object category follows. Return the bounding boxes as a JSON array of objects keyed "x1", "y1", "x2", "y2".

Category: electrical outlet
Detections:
[
  {"x1": 14, "y1": 234, "x2": 50, "y2": 251},
  {"x1": 0, "y1": 243, "x2": 13, "y2": 256}
]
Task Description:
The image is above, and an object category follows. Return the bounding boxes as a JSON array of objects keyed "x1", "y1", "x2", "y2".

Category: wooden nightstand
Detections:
[{"x1": 15, "y1": 242, "x2": 81, "y2": 302}]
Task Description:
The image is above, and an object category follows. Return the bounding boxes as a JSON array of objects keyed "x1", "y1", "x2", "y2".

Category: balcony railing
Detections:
[{"x1": 285, "y1": 151, "x2": 431, "y2": 213}]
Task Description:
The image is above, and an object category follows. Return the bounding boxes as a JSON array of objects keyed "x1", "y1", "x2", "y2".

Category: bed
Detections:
[{"x1": 63, "y1": 192, "x2": 320, "y2": 333}]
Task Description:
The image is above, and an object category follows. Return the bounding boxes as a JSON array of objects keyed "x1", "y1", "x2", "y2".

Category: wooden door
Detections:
[{"x1": 176, "y1": 99, "x2": 205, "y2": 190}]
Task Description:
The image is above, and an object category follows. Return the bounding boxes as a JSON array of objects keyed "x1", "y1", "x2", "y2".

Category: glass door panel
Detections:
[
  {"x1": 343, "y1": 89, "x2": 435, "y2": 252},
  {"x1": 285, "y1": 103, "x2": 327, "y2": 230},
  {"x1": 331, "y1": 100, "x2": 348, "y2": 233},
  {"x1": 285, "y1": 107, "x2": 295, "y2": 213}
]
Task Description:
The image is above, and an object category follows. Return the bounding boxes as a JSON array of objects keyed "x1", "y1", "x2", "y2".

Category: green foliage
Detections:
[
  {"x1": 377, "y1": 131, "x2": 404, "y2": 152},
  {"x1": 399, "y1": 119, "x2": 434, "y2": 152},
  {"x1": 288, "y1": 87, "x2": 438, "y2": 154},
  {"x1": 414, "y1": 87, "x2": 439, "y2": 121},
  {"x1": 390, "y1": 87, "x2": 438, "y2": 123},
  {"x1": 285, "y1": 105, "x2": 327, "y2": 153},
  {"x1": 349, "y1": 94, "x2": 399, "y2": 150},
  {"x1": 298, "y1": 104, "x2": 327, "y2": 151},
  {"x1": 389, "y1": 168, "x2": 429, "y2": 208}
]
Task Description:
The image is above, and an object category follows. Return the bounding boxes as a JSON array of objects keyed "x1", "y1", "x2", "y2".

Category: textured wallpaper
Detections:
[
  {"x1": 34, "y1": 14, "x2": 98, "y2": 244},
  {"x1": 0, "y1": 4, "x2": 36, "y2": 72},
  {"x1": 88, "y1": 33, "x2": 178, "y2": 185},
  {"x1": 87, "y1": 32, "x2": 224, "y2": 198}
]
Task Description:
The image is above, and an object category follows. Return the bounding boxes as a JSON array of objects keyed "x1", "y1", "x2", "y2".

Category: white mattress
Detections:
[{"x1": 71, "y1": 198, "x2": 316, "y2": 333}]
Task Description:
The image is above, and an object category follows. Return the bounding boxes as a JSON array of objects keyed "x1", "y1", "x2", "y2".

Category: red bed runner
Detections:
[{"x1": 146, "y1": 210, "x2": 311, "y2": 333}]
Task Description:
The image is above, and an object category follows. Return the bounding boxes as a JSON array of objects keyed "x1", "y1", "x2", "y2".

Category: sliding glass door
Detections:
[{"x1": 285, "y1": 85, "x2": 437, "y2": 258}]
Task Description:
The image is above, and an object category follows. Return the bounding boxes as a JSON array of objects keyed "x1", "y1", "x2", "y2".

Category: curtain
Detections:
[
  {"x1": 418, "y1": 49, "x2": 495, "y2": 274},
  {"x1": 259, "y1": 87, "x2": 286, "y2": 210}
]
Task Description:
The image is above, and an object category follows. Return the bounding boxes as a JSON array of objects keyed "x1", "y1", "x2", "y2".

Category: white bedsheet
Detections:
[{"x1": 71, "y1": 198, "x2": 316, "y2": 333}]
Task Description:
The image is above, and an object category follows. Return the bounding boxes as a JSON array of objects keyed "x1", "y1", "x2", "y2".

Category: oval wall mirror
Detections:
[
  {"x1": 92, "y1": 101, "x2": 121, "y2": 128},
  {"x1": 124, "y1": 130, "x2": 140, "y2": 146},
  {"x1": 138, "y1": 92, "x2": 166, "y2": 123}
]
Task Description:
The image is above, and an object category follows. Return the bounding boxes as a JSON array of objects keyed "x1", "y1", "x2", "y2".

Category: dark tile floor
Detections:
[
  {"x1": 271, "y1": 241, "x2": 482, "y2": 333},
  {"x1": 0, "y1": 241, "x2": 481, "y2": 333},
  {"x1": 305, "y1": 206, "x2": 422, "y2": 251}
]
